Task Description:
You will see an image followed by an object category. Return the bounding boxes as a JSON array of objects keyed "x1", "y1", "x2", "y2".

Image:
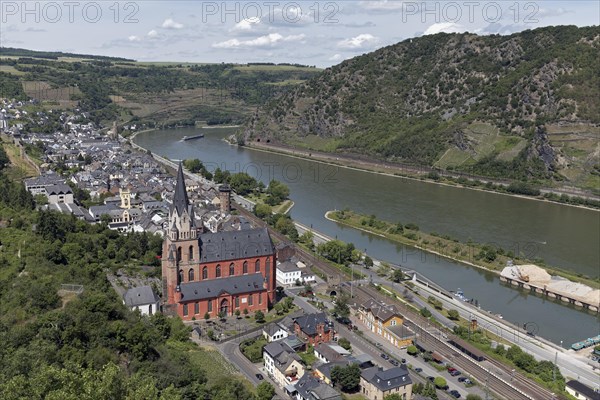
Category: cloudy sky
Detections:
[{"x1": 1, "y1": 1, "x2": 598, "y2": 67}]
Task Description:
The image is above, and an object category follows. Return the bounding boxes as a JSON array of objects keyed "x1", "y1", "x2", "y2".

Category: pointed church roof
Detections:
[{"x1": 172, "y1": 162, "x2": 190, "y2": 215}]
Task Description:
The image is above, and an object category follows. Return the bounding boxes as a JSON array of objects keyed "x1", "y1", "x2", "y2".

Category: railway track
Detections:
[
  {"x1": 347, "y1": 283, "x2": 557, "y2": 400},
  {"x1": 235, "y1": 203, "x2": 557, "y2": 400}
]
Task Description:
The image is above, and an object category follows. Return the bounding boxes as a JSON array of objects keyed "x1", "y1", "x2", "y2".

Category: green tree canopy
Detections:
[{"x1": 331, "y1": 363, "x2": 361, "y2": 392}]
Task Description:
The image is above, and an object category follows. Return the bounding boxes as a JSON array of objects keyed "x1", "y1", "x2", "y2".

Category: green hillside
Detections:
[
  {"x1": 242, "y1": 25, "x2": 600, "y2": 193},
  {"x1": 0, "y1": 48, "x2": 321, "y2": 127},
  {"x1": 0, "y1": 146, "x2": 261, "y2": 399}
]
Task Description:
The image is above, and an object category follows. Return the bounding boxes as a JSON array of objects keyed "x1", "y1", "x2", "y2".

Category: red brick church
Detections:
[{"x1": 162, "y1": 163, "x2": 276, "y2": 320}]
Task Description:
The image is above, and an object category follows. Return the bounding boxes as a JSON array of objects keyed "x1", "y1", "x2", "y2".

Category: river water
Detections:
[{"x1": 134, "y1": 127, "x2": 600, "y2": 344}]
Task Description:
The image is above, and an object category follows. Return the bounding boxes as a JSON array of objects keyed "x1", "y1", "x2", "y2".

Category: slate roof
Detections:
[
  {"x1": 179, "y1": 273, "x2": 265, "y2": 302},
  {"x1": 566, "y1": 380, "x2": 600, "y2": 400},
  {"x1": 264, "y1": 322, "x2": 287, "y2": 337},
  {"x1": 314, "y1": 343, "x2": 346, "y2": 362},
  {"x1": 124, "y1": 286, "x2": 159, "y2": 307},
  {"x1": 277, "y1": 260, "x2": 301, "y2": 273},
  {"x1": 45, "y1": 184, "x2": 73, "y2": 195},
  {"x1": 361, "y1": 366, "x2": 412, "y2": 392},
  {"x1": 198, "y1": 227, "x2": 274, "y2": 263},
  {"x1": 172, "y1": 162, "x2": 190, "y2": 215},
  {"x1": 295, "y1": 374, "x2": 342, "y2": 400},
  {"x1": 294, "y1": 312, "x2": 331, "y2": 336},
  {"x1": 361, "y1": 298, "x2": 402, "y2": 322},
  {"x1": 24, "y1": 173, "x2": 64, "y2": 188}
]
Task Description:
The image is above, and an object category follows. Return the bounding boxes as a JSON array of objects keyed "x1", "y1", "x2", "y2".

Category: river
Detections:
[{"x1": 134, "y1": 127, "x2": 600, "y2": 345}]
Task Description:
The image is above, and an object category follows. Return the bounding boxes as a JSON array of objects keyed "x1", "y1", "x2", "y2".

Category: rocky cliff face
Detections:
[{"x1": 242, "y1": 26, "x2": 600, "y2": 186}]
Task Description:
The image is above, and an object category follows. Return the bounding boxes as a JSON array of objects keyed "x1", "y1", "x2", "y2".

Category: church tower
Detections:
[
  {"x1": 162, "y1": 163, "x2": 199, "y2": 306},
  {"x1": 119, "y1": 188, "x2": 131, "y2": 209}
]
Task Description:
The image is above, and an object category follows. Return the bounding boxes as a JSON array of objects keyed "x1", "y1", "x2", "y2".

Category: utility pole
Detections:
[{"x1": 553, "y1": 351, "x2": 558, "y2": 383}]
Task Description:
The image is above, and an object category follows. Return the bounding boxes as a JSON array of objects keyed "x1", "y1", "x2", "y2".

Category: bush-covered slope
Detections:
[{"x1": 243, "y1": 25, "x2": 600, "y2": 188}]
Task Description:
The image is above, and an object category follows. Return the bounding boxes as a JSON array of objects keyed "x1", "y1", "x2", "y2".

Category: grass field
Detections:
[
  {"x1": 1, "y1": 138, "x2": 38, "y2": 180},
  {"x1": 0, "y1": 65, "x2": 25, "y2": 75},
  {"x1": 286, "y1": 134, "x2": 342, "y2": 152},
  {"x1": 435, "y1": 122, "x2": 526, "y2": 168},
  {"x1": 546, "y1": 123, "x2": 600, "y2": 189},
  {"x1": 233, "y1": 65, "x2": 320, "y2": 72}
]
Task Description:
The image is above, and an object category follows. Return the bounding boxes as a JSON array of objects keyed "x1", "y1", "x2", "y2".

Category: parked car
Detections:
[
  {"x1": 458, "y1": 377, "x2": 466, "y2": 382},
  {"x1": 463, "y1": 379, "x2": 472, "y2": 385},
  {"x1": 375, "y1": 342, "x2": 383, "y2": 348},
  {"x1": 427, "y1": 376, "x2": 435, "y2": 382},
  {"x1": 401, "y1": 358, "x2": 406, "y2": 364},
  {"x1": 255, "y1": 373, "x2": 264, "y2": 380},
  {"x1": 449, "y1": 390, "x2": 461, "y2": 398},
  {"x1": 390, "y1": 359, "x2": 399, "y2": 366},
  {"x1": 415, "y1": 368, "x2": 423, "y2": 373},
  {"x1": 450, "y1": 370, "x2": 461, "y2": 377},
  {"x1": 380, "y1": 353, "x2": 389, "y2": 360},
  {"x1": 447, "y1": 367, "x2": 457, "y2": 373}
]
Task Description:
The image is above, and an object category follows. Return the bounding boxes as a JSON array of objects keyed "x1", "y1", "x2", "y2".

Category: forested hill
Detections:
[
  {"x1": 0, "y1": 54, "x2": 321, "y2": 127},
  {"x1": 0, "y1": 146, "x2": 263, "y2": 399},
  {"x1": 242, "y1": 25, "x2": 600, "y2": 192},
  {"x1": 0, "y1": 47, "x2": 134, "y2": 61}
]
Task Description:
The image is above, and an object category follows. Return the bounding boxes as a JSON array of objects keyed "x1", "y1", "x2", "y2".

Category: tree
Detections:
[
  {"x1": 265, "y1": 180, "x2": 290, "y2": 205},
  {"x1": 338, "y1": 337, "x2": 352, "y2": 351},
  {"x1": 384, "y1": 394, "x2": 403, "y2": 400},
  {"x1": 333, "y1": 293, "x2": 350, "y2": 319},
  {"x1": 207, "y1": 329, "x2": 216, "y2": 341},
  {"x1": 299, "y1": 231, "x2": 314, "y2": 250},
  {"x1": 255, "y1": 381, "x2": 275, "y2": 400},
  {"x1": 273, "y1": 303, "x2": 284, "y2": 315},
  {"x1": 253, "y1": 203, "x2": 272, "y2": 219},
  {"x1": 273, "y1": 215, "x2": 298, "y2": 242},
  {"x1": 204, "y1": 312, "x2": 210, "y2": 321},
  {"x1": 331, "y1": 364, "x2": 361, "y2": 392},
  {"x1": 391, "y1": 268, "x2": 404, "y2": 282},
  {"x1": 235, "y1": 309, "x2": 241, "y2": 318},
  {"x1": 228, "y1": 172, "x2": 260, "y2": 195},
  {"x1": 447, "y1": 309, "x2": 460, "y2": 320},
  {"x1": 406, "y1": 345, "x2": 418, "y2": 356},
  {"x1": 243, "y1": 308, "x2": 249, "y2": 317},
  {"x1": 213, "y1": 168, "x2": 231, "y2": 184},
  {"x1": 466, "y1": 395, "x2": 483, "y2": 400},
  {"x1": 255, "y1": 310, "x2": 265, "y2": 323},
  {"x1": 183, "y1": 158, "x2": 203, "y2": 173},
  {"x1": 364, "y1": 255, "x2": 373, "y2": 268},
  {"x1": 420, "y1": 307, "x2": 432, "y2": 318},
  {"x1": 433, "y1": 376, "x2": 447, "y2": 389},
  {"x1": 218, "y1": 310, "x2": 226, "y2": 321}
]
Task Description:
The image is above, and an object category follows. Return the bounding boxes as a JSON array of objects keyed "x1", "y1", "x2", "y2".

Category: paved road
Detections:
[
  {"x1": 290, "y1": 292, "x2": 462, "y2": 400},
  {"x1": 214, "y1": 326, "x2": 289, "y2": 398}
]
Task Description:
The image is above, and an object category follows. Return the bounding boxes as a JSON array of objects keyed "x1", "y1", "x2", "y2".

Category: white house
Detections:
[
  {"x1": 276, "y1": 260, "x2": 302, "y2": 286},
  {"x1": 123, "y1": 286, "x2": 160, "y2": 316},
  {"x1": 263, "y1": 322, "x2": 290, "y2": 342},
  {"x1": 263, "y1": 340, "x2": 305, "y2": 388},
  {"x1": 566, "y1": 380, "x2": 600, "y2": 400}
]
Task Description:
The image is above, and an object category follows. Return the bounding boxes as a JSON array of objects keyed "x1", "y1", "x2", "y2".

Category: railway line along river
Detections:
[{"x1": 134, "y1": 127, "x2": 600, "y2": 345}]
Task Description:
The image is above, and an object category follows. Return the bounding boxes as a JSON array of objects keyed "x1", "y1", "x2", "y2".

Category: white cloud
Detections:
[
  {"x1": 162, "y1": 18, "x2": 184, "y2": 29},
  {"x1": 359, "y1": 0, "x2": 405, "y2": 11},
  {"x1": 329, "y1": 54, "x2": 342, "y2": 61},
  {"x1": 337, "y1": 33, "x2": 379, "y2": 49},
  {"x1": 213, "y1": 33, "x2": 305, "y2": 49},
  {"x1": 147, "y1": 29, "x2": 158, "y2": 37},
  {"x1": 128, "y1": 35, "x2": 141, "y2": 42},
  {"x1": 230, "y1": 18, "x2": 261, "y2": 33},
  {"x1": 423, "y1": 22, "x2": 466, "y2": 35}
]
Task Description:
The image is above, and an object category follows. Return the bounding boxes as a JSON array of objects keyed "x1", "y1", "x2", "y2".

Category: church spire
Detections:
[{"x1": 172, "y1": 162, "x2": 189, "y2": 215}]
